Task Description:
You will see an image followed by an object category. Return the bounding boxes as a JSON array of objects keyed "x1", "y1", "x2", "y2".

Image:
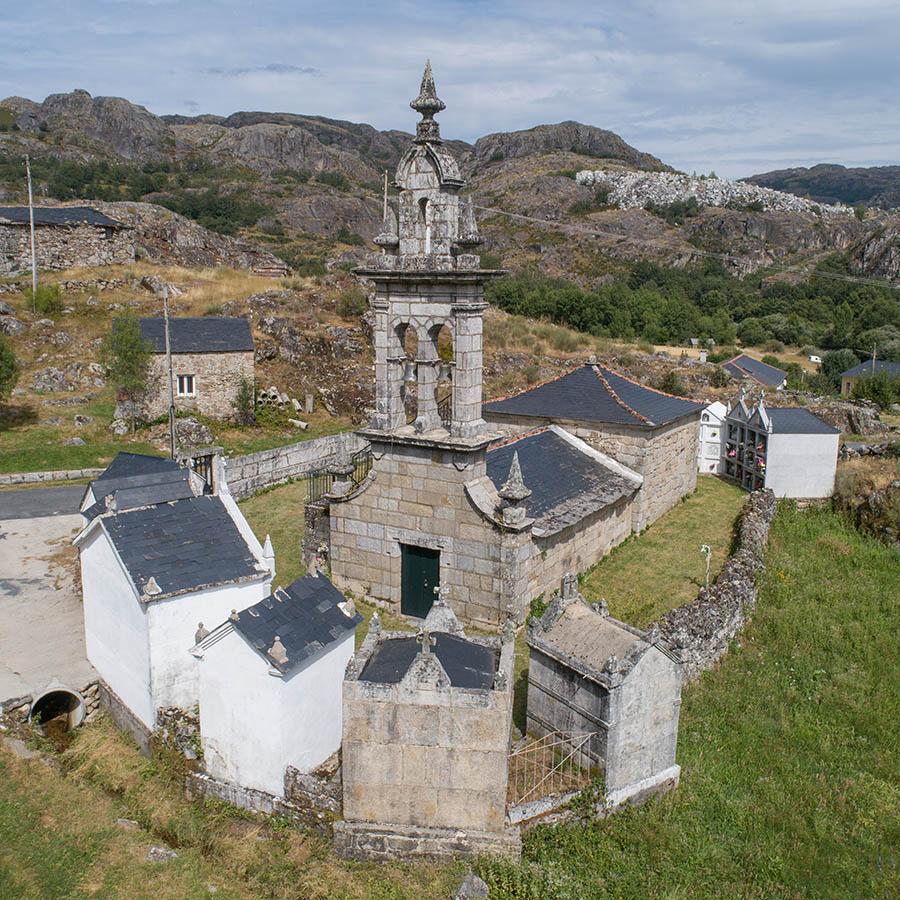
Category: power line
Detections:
[{"x1": 473, "y1": 203, "x2": 900, "y2": 292}]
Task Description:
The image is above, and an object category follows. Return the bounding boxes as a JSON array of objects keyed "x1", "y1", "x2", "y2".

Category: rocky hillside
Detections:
[
  {"x1": 1, "y1": 89, "x2": 898, "y2": 284},
  {"x1": 743, "y1": 164, "x2": 900, "y2": 210}
]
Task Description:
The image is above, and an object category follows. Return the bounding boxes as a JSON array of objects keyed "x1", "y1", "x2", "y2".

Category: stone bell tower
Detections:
[{"x1": 356, "y1": 61, "x2": 501, "y2": 441}]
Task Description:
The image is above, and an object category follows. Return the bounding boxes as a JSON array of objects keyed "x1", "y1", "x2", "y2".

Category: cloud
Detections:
[{"x1": 204, "y1": 63, "x2": 321, "y2": 78}]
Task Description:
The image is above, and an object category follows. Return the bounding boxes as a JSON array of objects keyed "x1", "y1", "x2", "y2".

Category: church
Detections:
[{"x1": 324, "y1": 65, "x2": 701, "y2": 626}]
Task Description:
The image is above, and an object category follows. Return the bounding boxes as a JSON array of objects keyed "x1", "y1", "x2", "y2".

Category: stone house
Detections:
[
  {"x1": 698, "y1": 400, "x2": 727, "y2": 474},
  {"x1": 74, "y1": 451, "x2": 274, "y2": 743},
  {"x1": 724, "y1": 398, "x2": 839, "y2": 497},
  {"x1": 720, "y1": 353, "x2": 786, "y2": 390},
  {"x1": 193, "y1": 572, "x2": 360, "y2": 798},
  {"x1": 526, "y1": 575, "x2": 682, "y2": 807},
  {"x1": 128, "y1": 316, "x2": 254, "y2": 421},
  {"x1": 840, "y1": 359, "x2": 900, "y2": 397},
  {"x1": 483, "y1": 363, "x2": 705, "y2": 532},
  {"x1": 335, "y1": 592, "x2": 519, "y2": 860},
  {"x1": 0, "y1": 205, "x2": 133, "y2": 275}
]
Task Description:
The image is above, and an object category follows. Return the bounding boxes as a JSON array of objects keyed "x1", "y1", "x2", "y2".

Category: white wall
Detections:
[
  {"x1": 697, "y1": 404, "x2": 726, "y2": 474},
  {"x1": 80, "y1": 527, "x2": 154, "y2": 728},
  {"x1": 147, "y1": 577, "x2": 269, "y2": 712},
  {"x1": 199, "y1": 628, "x2": 354, "y2": 797},
  {"x1": 765, "y1": 432, "x2": 839, "y2": 498}
]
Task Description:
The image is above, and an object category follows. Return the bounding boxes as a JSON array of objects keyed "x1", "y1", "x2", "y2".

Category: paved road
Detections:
[
  {"x1": 0, "y1": 513, "x2": 97, "y2": 702},
  {"x1": 0, "y1": 485, "x2": 85, "y2": 520}
]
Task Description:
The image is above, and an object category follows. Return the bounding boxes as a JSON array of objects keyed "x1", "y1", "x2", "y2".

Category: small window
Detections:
[
  {"x1": 103, "y1": 226, "x2": 114, "y2": 240},
  {"x1": 176, "y1": 374, "x2": 196, "y2": 396}
]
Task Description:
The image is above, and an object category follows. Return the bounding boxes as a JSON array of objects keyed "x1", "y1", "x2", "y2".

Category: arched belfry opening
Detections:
[{"x1": 360, "y1": 61, "x2": 500, "y2": 440}]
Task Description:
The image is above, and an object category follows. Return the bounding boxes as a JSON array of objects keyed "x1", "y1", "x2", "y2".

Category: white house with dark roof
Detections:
[
  {"x1": 720, "y1": 353, "x2": 787, "y2": 390},
  {"x1": 74, "y1": 452, "x2": 274, "y2": 740},
  {"x1": 724, "y1": 399, "x2": 839, "y2": 497},
  {"x1": 118, "y1": 316, "x2": 254, "y2": 422},
  {"x1": 193, "y1": 573, "x2": 361, "y2": 797}
]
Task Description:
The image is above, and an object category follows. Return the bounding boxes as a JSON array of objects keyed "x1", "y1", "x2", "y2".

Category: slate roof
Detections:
[
  {"x1": 0, "y1": 206, "x2": 124, "y2": 228},
  {"x1": 232, "y1": 573, "x2": 361, "y2": 675},
  {"x1": 359, "y1": 633, "x2": 498, "y2": 689},
  {"x1": 841, "y1": 360, "x2": 900, "y2": 379},
  {"x1": 721, "y1": 354, "x2": 787, "y2": 388},
  {"x1": 483, "y1": 364, "x2": 704, "y2": 427},
  {"x1": 138, "y1": 317, "x2": 254, "y2": 354},
  {"x1": 766, "y1": 407, "x2": 839, "y2": 435},
  {"x1": 83, "y1": 453, "x2": 194, "y2": 520},
  {"x1": 486, "y1": 428, "x2": 639, "y2": 535},
  {"x1": 102, "y1": 495, "x2": 263, "y2": 600}
]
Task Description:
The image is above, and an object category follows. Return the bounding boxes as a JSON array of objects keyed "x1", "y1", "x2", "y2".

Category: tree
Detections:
[
  {"x1": 822, "y1": 349, "x2": 859, "y2": 391},
  {"x1": 0, "y1": 336, "x2": 20, "y2": 402},
  {"x1": 99, "y1": 312, "x2": 153, "y2": 433},
  {"x1": 232, "y1": 376, "x2": 256, "y2": 426}
]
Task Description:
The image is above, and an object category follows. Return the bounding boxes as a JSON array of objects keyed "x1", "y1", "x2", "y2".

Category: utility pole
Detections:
[
  {"x1": 25, "y1": 155, "x2": 37, "y2": 312},
  {"x1": 383, "y1": 170, "x2": 388, "y2": 221},
  {"x1": 872, "y1": 342, "x2": 877, "y2": 375},
  {"x1": 163, "y1": 290, "x2": 176, "y2": 459}
]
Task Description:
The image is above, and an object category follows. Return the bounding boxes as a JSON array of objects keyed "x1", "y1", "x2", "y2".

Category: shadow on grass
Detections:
[{"x1": 0, "y1": 403, "x2": 38, "y2": 431}]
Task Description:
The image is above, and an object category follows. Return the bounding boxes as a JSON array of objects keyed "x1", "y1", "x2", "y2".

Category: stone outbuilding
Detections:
[
  {"x1": 74, "y1": 452, "x2": 274, "y2": 743},
  {"x1": 0, "y1": 205, "x2": 133, "y2": 275},
  {"x1": 192, "y1": 572, "x2": 361, "y2": 798},
  {"x1": 335, "y1": 592, "x2": 518, "y2": 860},
  {"x1": 526, "y1": 575, "x2": 683, "y2": 807},
  {"x1": 724, "y1": 397, "x2": 839, "y2": 497},
  {"x1": 839, "y1": 359, "x2": 900, "y2": 397},
  {"x1": 483, "y1": 363, "x2": 705, "y2": 531},
  {"x1": 120, "y1": 316, "x2": 254, "y2": 421}
]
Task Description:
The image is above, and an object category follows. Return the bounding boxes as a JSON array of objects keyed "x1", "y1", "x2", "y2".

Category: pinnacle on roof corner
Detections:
[{"x1": 499, "y1": 450, "x2": 531, "y2": 503}]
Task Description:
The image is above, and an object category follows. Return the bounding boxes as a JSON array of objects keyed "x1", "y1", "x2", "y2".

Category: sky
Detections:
[{"x1": 2, "y1": 0, "x2": 898, "y2": 179}]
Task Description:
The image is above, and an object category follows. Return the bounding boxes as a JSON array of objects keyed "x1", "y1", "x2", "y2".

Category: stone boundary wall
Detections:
[
  {"x1": 657, "y1": 489, "x2": 777, "y2": 682},
  {"x1": 0, "y1": 467, "x2": 103, "y2": 486},
  {"x1": 226, "y1": 431, "x2": 367, "y2": 499},
  {"x1": 839, "y1": 440, "x2": 900, "y2": 461}
]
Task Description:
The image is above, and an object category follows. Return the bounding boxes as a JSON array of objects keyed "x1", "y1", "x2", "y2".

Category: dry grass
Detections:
[{"x1": 834, "y1": 456, "x2": 900, "y2": 500}]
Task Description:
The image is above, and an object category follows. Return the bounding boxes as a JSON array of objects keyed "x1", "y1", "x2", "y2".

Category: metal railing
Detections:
[
  {"x1": 507, "y1": 732, "x2": 597, "y2": 807},
  {"x1": 304, "y1": 445, "x2": 373, "y2": 504}
]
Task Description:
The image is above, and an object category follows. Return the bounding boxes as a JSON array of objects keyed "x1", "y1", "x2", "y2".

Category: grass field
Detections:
[
  {"x1": 579, "y1": 476, "x2": 748, "y2": 627},
  {"x1": 480, "y1": 503, "x2": 900, "y2": 899}
]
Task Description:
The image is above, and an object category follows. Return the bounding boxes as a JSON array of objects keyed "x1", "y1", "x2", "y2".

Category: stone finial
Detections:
[
  {"x1": 499, "y1": 451, "x2": 531, "y2": 526},
  {"x1": 327, "y1": 447, "x2": 356, "y2": 498},
  {"x1": 591, "y1": 598, "x2": 609, "y2": 617},
  {"x1": 455, "y1": 197, "x2": 482, "y2": 248},
  {"x1": 560, "y1": 572, "x2": 578, "y2": 601},
  {"x1": 416, "y1": 628, "x2": 436, "y2": 655},
  {"x1": 143, "y1": 576, "x2": 161, "y2": 597},
  {"x1": 374, "y1": 202, "x2": 400, "y2": 249},
  {"x1": 268, "y1": 635, "x2": 288, "y2": 666},
  {"x1": 433, "y1": 583, "x2": 451, "y2": 607},
  {"x1": 229, "y1": 608, "x2": 239, "y2": 621},
  {"x1": 602, "y1": 654, "x2": 620, "y2": 675},
  {"x1": 368, "y1": 610, "x2": 381, "y2": 636},
  {"x1": 410, "y1": 60, "x2": 445, "y2": 142},
  {"x1": 262, "y1": 534, "x2": 276, "y2": 578},
  {"x1": 338, "y1": 596, "x2": 356, "y2": 618},
  {"x1": 194, "y1": 622, "x2": 210, "y2": 644}
]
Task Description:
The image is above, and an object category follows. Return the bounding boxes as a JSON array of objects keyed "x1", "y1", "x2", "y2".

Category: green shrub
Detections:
[
  {"x1": 232, "y1": 376, "x2": 256, "y2": 426},
  {"x1": 745, "y1": 199, "x2": 764, "y2": 212},
  {"x1": 806, "y1": 372, "x2": 836, "y2": 395},
  {"x1": 822, "y1": 348, "x2": 859, "y2": 389},
  {"x1": 315, "y1": 171, "x2": 350, "y2": 192},
  {"x1": 0, "y1": 336, "x2": 19, "y2": 401},
  {"x1": 854, "y1": 203, "x2": 867, "y2": 222},
  {"x1": 764, "y1": 339, "x2": 785, "y2": 353},
  {"x1": 336, "y1": 225, "x2": 365, "y2": 246},
  {"x1": 655, "y1": 371, "x2": 687, "y2": 395},
  {"x1": 644, "y1": 196, "x2": 702, "y2": 225},
  {"x1": 761, "y1": 354, "x2": 787, "y2": 370},
  {"x1": 25, "y1": 283, "x2": 62, "y2": 315},
  {"x1": 708, "y1": 366, "x2": 730, "y2": 388},
  {"x1": 479, "y1": 253, "x2": 503, "y2": 269},
  {"x1": 852, "y1": 371, "x2": 900, "y2": 408},
  {"x1": 337, "y1": 286, "x2": 368, "y2": 320},
  {"x1": 549, "y1": 169, "x2": 577, "y2": 180},
  {"x1": 204, "y1": 304, "x2": 223, "y2": 316}
]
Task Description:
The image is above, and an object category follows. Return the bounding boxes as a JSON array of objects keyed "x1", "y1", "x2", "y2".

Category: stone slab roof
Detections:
[
  {"x1": 138, "y1": 317, "x2": 254, "y2": 353},
  {"x1": 359, "y1": 633, "x2": 498, "y2": 689},
  {"x1": 766, "y1": 407, "x2": 839, "y2": 435},
  {"x1": 232, "y1": 573, "x2": 361, "y2": 675},
  {"x1": 102, "y1": 495, "x2": 263, "y2": 600},
  {"x1": 539, "y1": 602, "x2": 643, "y2": 674},
  {"x1": 486, "y1": 427, "x2": 640, "y2": 535},
  {"x1": 0, "y1": 206, "x2": 125, "y2": 228},
  {"x1": 841, "y1": 360, "x2": 900, "y2": 379},
  {"x1": 484, "y1": 364, "x2": 704, "y2": 427},
  {"x1": 721, "y1": 354, "x2": 786, "y2": 388},
  {"x1": 83, "y1": 453, "x2": 195, "y2": 520}
]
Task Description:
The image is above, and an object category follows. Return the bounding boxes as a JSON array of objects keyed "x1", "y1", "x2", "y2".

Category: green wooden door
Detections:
[{"x1": 401, "y1": 544, "x2": 439, "y2": 618}]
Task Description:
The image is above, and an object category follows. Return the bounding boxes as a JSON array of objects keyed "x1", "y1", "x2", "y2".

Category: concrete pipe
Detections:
[{"x1": 28, "y1": 682, "x2": 86, "y2": 732}]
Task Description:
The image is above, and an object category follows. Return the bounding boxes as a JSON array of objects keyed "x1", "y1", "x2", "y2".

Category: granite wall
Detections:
[{"x1": 0, "y1": 223, "x2": 134, "y2": 275}]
